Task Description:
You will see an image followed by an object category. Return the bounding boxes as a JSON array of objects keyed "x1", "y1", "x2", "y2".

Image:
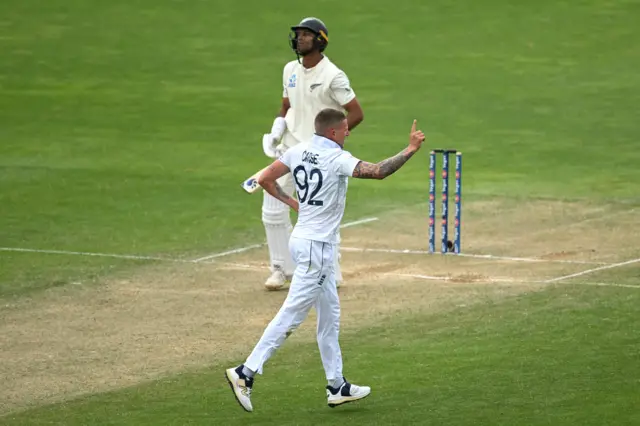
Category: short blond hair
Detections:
[{"x1": 314, "y1": 108, "x2": 346, "y2": 134}]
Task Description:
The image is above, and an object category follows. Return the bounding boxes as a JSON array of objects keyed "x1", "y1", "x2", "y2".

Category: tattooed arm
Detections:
[
  {"x1": 352, "y1": 148, "x2": 418, "y2": 180},
  {"x1": 268, "y1": 181, "x2": 298, "y2": 212},
  {"x1": 351, "y1": 120, "x2": 426, "y2": 180},
  {"x1": 257, "y1": 160, "x2": 299, "y2": 212}
]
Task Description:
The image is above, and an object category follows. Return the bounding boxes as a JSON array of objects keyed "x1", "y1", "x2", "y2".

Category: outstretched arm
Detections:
[
  {"x1": 352, "y1": 148, "x2": 417, "y2": 180},
  {"x1": 351, "y1": 119, "x2": 426, "y2": 180}
]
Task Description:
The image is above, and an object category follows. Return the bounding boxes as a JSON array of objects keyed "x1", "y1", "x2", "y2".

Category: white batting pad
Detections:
[{"x1": 262, "y1": 174, "x2": 295, "y2": 276}]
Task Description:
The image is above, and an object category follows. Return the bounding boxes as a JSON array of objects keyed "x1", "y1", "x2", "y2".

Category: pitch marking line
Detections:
[
  {"x1": 393, "y1": 273, "x2": 640, "y2": 290},
  {"x1": 0, "y1": 248, "x2": 196, "y2": 263},
  {"x1": 391, "y1": 273, "x2": 531, "y2": 283},
  {"x1": 339, "y1": 217, "x2": 379, "y2": 229},
  {"x1": 341, "y1": 247, "x2": 609, "y2": 265},
  {"x1": 0, "y1": 217, "x2": 380, "y2": 264},
  {"x1": 569, "y1": 282, "x2": 640, "y2": 290},
  {"x1": 544, "y1": 257, "x2": 640, "y2": 283},
  {"x1": 192, "y1": 243, "x2": 265, "y2": 262},
  {"x1": 190, "y1": 217, "x2": 378, "y2": 262}
]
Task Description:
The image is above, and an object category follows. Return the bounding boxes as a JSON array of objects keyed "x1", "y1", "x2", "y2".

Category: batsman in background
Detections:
[{"x1": 261, "y1": 17, "x2": 364, "y2": 290}]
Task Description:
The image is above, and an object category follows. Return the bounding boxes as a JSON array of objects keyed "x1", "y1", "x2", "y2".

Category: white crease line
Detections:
[
  {"x1": 340, "y1": 217, "x2": 379, "y2": 229},
  {"x1": 0, "y1": 217, "x2": 380, "y2": 265},
  {"x1": 341, "y1": 247, "x2": 608, "y2": 265},
  {"x1": 393, "y1": 273, "x2": 640, "y2": 290},
  {"x1": 192, "y1": 216, "x2": 379, "y2": 262},
  {"x1": 569, "y1": 282, "x2": 640, "y2": 289},
  {"x1": 0, "y1": 247, "x2": 195, "y2": 263},
  {"x1": 392, "y1": 273, "x2": 534, "y2": 284},
  {"x1": 544, "y1": 258, "x2": 640, "y2": 283},
  {"x1": 124, "y1": 287, "x2": 222, "y2": 296},
  {"x1": 218, "y1": 262, "x2": 264, "y2": 271},
  {"x1": 192, "y1": 243, "x2": 265, "y2": 262},
  {"x1": 455, "y1": 253, "x2": 608, "y2": 265}
]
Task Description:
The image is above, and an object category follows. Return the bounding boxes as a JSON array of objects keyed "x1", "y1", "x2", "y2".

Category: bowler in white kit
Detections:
[
  {"x1": 226, "y1": 109, "x2": 426, "y2": 412},
  {"x1": 260, "y1": 17, "x2": 364, "y2": 290}
]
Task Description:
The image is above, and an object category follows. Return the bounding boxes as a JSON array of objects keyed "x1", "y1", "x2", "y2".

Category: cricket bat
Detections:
[{"x1": 241, "y1": 165, "x2": 270, "y2": 194}]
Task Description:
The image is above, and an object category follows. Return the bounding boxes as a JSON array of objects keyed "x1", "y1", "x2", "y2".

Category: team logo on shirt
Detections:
[
  {"x1": 288, "y1": 74, "x2": 297, "y2": 88},
  {"x1": 310, "y1": 83, "x2": 322, "y2": 92}
]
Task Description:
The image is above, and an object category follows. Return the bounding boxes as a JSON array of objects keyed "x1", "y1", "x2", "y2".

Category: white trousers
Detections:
[{"x1": 245, "y1": 236, "x2": 343, "y2": 381}]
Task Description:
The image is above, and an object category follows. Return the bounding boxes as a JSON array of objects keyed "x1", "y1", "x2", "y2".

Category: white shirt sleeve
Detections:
[
  {"x1": 335, "y1": 150, "x2": 361, "y2": 177},
  {"x1": 279, "y1": 148, "x2": 294, "y2": 169},
  {"x1": 282, "y1": 73, "x2": 288, "y2": 98},
  {"x1": 329, "y1": 71, "x2": 357, "y2": 106},
  {"x1": 282, "y1": 63, "x2": 291, "y2": 98}
]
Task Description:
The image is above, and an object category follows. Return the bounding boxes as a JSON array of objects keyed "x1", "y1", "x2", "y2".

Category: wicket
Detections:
[{"x1": 429, "y1": 149, "x2": 462, "y2": 254}]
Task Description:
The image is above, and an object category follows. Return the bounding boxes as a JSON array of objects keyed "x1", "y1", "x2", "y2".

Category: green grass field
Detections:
[{"x1": 1, "y1": 0, "x2": 639, "y2": 424}]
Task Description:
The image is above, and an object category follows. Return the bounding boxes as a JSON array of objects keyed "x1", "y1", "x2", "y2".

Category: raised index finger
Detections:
[{"x1": 411, "y1": 119, "x2": 417, "y2": 133}]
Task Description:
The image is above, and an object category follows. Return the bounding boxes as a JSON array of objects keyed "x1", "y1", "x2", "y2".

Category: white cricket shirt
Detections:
[
  {"x1": 282, "y1": 57, "x2": 356, "y2": 147},
  {"x1": 280, "y1": 135, "x2": 361, "y2": 243}
]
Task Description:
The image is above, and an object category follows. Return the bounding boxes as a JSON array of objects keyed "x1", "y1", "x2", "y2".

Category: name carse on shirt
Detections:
[{"x1": 301, "y1": 150, "x2": 319, "y2": 165}]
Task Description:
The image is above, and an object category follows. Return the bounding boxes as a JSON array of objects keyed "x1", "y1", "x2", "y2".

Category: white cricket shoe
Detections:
[
  {"x1": 264, "y1": 268, "x2": 288, "y2": 291},
  {"x1": 326, "y1": 379, "x2": 371, "y2": 408},
  {"x1": 225, "y1": 366, "x2": 254, "y2": 412}
]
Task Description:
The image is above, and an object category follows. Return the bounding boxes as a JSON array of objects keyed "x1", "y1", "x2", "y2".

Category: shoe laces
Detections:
[{"x1": 239, "y1": 377, "x2": 253, "y2": 397}]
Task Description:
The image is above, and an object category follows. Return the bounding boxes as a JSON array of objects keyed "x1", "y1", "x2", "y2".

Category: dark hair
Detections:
[{"x1": 314, "y1": 109, "x2": 346, "y2": 134}]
